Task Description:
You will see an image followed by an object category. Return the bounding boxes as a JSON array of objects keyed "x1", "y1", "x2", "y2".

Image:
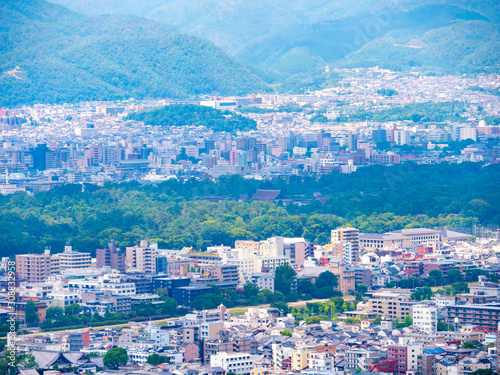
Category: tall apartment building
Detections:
[
  {"x1": 329, "y1": 258, "x2": 356, "y2": 295},
  {"x1": 387, "y1": 344, "x2": 422, "y2": 375},
  {"x1": 295, "y1": 241, "x2": 314, "y2": 267},
  {"x1": 51, "y1": 255, "x2": 60, "y2": 275},
  {"x1": 55, "y1": 244, "x2": 92, "y2": 270},
  {"x1": 126, "y1": 240, "x2": 158, "y2": 273},
  {"x1": 416, "y1": 353, "x2": 435, "y2": 375},
  {"x1": 16, "y1": 250, "x2": 52, "y2": 282},
  {"x1": 96, "y1": 243, "x2": 126, "y2": 272},
  {"x1": 393, "y1": 129, "x2": 408, "y2": 145},
  {"x1": 331, "y1": 227, "x2": 360, "y2": 262},
  {"x1": 445, "y1": 302, "x2": 500, "y2": 328},
  {"x1": 412, "y1": 304, "x2": 437, "y2": 333}
]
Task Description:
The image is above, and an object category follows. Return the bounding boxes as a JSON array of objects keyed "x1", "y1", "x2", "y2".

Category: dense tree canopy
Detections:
[
  {"x1": 125, "y1": 105, "x2": 257, "y2": 133},
  {"x1": 274, "y1": 264, "x2": 296, "y2": 296},
  {"x1": 103, "y1": 348, "x2": 128, "y2": 369},
  {"x1": 0, "y1": 163, "x2": 498, "y2": 257}
]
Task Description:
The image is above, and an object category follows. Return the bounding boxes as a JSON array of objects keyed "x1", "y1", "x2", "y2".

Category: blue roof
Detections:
[{"x1": 424, "y1": 348, "x2": 446, "y2": 355}]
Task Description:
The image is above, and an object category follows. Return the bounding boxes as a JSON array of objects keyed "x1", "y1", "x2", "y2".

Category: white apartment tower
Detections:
[
  {"x1": 331, "y1": 227, "x2": 360, "y2": 262},
  {"x1": 412, "y1": 303, "x2": 437, "y2": 333}
]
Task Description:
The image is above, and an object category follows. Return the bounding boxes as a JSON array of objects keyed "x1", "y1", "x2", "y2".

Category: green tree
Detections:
[
  {"x1": 18, "y1": 354, "x2": 37, "y2": 369},
  {"x1": 25, "y1": 301, "x2": 38, "y2": 326},
  {"x1": 356, "y1": 283, "x2": 368, "y2": 295},
  {"x1": 447, "y1": 269, "x2": 462, "y2": 284},
  {"x1": 373, "y1": 316, "x2": 382, "y2": 325},
  {"x1": 298, "y1": 279, "x2": 316, "y2": 296},
  {"x1": 437, "y1": 321, "x2": 454, "y2": 331},
  {"x1": 159, "y1": 297, "x2": 178, "y2": 316},
  {"x1": 332, "y1": 297, "x2": 345, "y2": 312},
  {"x1": 305, "y1": 316, "x2": 322, "y2": 324},
  {"x1": 452, "y1": 282, "x2": 469, "y2": 294},
  {"x1": 191, "y1": 293, "x2": 223, "y2": 310},
  {"x1": 146, "y1": 353, "x2": 171, "y2": 366},
  {"x1": 103, "y1": 348, "x2": 128, "y2": 369},
  {"x1": 46, "y1": 307, "x2": 64, "y2": 320},
  {"x1": 411, "y1": 286, "x2": 433, "y2": 301},
  {"x1": 270, "y1": 301, "x2": 289, "y2": 316},
  {"x1": 316, "y1": 271, "x2": 338, "y2": 289},
  {"x1": 65, "y1": 303, "x2": 82, "y2": 316},
  {"x1": 243, "y1": 283, "x2": 260, "y2": 299},
  {"x1": 0, "y1": 358, "x2": 8, "y2": 375},
  {"x1": 468, "y1": 369, "x2": 493, "y2": 375},
  {"x1": 462, "y1": 341, "x2": 481, "y2": 350},
  {"x1": 403, "y1": 315, "x2": 413, "y2": 327},
  {"x1": 274, "y1": 264, "x2": 296, "y2": 296},
  {"x1": 258, "y1": 289, "x2": 273, "y2": 303},
  {"x1": 281, "y1": 330, "x2": 292, "y2": 336}
]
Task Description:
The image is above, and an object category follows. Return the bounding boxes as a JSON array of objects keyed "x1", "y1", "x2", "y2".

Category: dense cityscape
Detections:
[
  {"x1": 2, "y1": 0, "x2": 500, "y2": 374},
  {"x1": 5, "y1": 227, "x2": 500, "y2": 375},
  {"x1": 1, "y1": 68, "x2": 499, "y2": 193}
]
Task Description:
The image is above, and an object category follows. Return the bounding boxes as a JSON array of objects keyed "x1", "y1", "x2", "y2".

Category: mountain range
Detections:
[
  {"x1": 0, "y1": 0, "x2": 269, "y2": 106},
  {"x1": 1, "y1": 0, "x2": 499, "y2": 106},
  {"x1": 50, "y1": 0, "x2": 500, "y2": 76}
]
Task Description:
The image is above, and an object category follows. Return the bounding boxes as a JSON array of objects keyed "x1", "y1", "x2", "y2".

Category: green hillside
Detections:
[
  {"x1": 337, "y1": 20, "x2": 500, "y2": 74},
  {"x1": 125, "y1": 104, "x2": 257, "y2": 133},
  {"x1": 0, "y1": 0, "x2": 269, "y2": 107},
  {"x1": 50, "y1": 0, "x2": 500, "y2": 78}
]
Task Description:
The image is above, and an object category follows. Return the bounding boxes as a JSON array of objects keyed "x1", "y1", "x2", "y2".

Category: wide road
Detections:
[{"x1": 12, "y1": 296, "x2": 355, "y2": 338}]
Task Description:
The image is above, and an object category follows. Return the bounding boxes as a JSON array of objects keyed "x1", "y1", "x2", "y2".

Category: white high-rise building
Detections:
[
  {"x1": 412, "y1": 303, "x2": 437, "y2": 333},
  {"x1": 459, "y1": 126, "x2": 478, "y2": 141},
  {"x1": 341, "y1": 241, "x2": 354, "y2": 265},
  {"x1": 331, "y1": 227, "x2": 360, "y2": 262},
  {"x1": 393, "y1": 129, "x2": 408, "y2": 145}
]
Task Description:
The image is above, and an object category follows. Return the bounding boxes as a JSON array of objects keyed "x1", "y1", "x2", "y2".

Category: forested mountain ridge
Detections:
[
  {"x1": 49, "y1": 0, "x2": 500, "y2": 80},
  {"x1": 0, "y1": 0, "x2": 269, "y2": 107},
  {"x1": 0, "y1": 162, "x2": 498, "y2": 257}
]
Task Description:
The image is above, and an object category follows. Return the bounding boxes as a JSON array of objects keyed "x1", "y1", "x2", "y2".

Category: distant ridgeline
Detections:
[
  {"x1": 125, "y1": 104, "x2": 257, "y2": 132},
  {"x1": 0, "y1": 0, "x2": 268, "y2": 106}
]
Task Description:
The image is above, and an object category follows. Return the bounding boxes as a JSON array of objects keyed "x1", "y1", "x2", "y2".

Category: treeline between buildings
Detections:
[
  {"x1": 333, "y1": 101, "x2": 467, "y2": 124},
  {"x1": 125, "y1": 104, "x2": 257, "y2": 133},
  {"x1": 26, "y1": 266, "x2": 342, "y2": 331},
  {"x1": 0, "y1": 162, "x2": 498, "y2": 256}
]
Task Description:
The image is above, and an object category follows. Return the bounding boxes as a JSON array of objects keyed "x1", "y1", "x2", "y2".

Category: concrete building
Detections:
[
  {"x1": 446, "y1": 302, "x2": 500, "y2": 328},
  {"x1": 359, "y1": 233, "x2": 411, "y2": 250},
  {"x1": 459, "y1": 126, "x2": 478, "y2": 141},
  {"x1": 16, "y1": 250, "x2": 52, "y2": 282},
  {"x1": 388, "y1": 344, "x2": 422, "y2": 375},
  {"x1": 412, "y1": 304, "x2": 437, "y2": 333},
  {"x1": 366, "y1": 289, "x2": 417, "y2": 321},
  {"x1": 210, "y1": 352, "x2": 253, "y2": 375},
  {"x1": 393, "y1": 129, "x2": 408, "y2": 145},
  {"x1": 331, "y1": 227, "x2": 360, "y2": 262},
  {"x1": 385, "y1": 228, "x2": 440, "y2": 245},
  {"x1": 416, "y1": 353, "x2": 435, "y2": 375},
  {"x1": 329, "y1": 258, "x2": 356, "y2": 295},
  {"x1": 55, "y1": 244, "x2": 91, "y2": 270},
  {"x1": 126, "y1": 240, "x2": 158, "y2": 273},
  {"x1": 251, "y1": 273, "x2": 275, "y2": 291},
  {"x1": 295, "y1": 241, "x2": 314, "y2": 267},
  {"x1": 96, "y1": 243, "x2": 126, "y2": 272}
]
